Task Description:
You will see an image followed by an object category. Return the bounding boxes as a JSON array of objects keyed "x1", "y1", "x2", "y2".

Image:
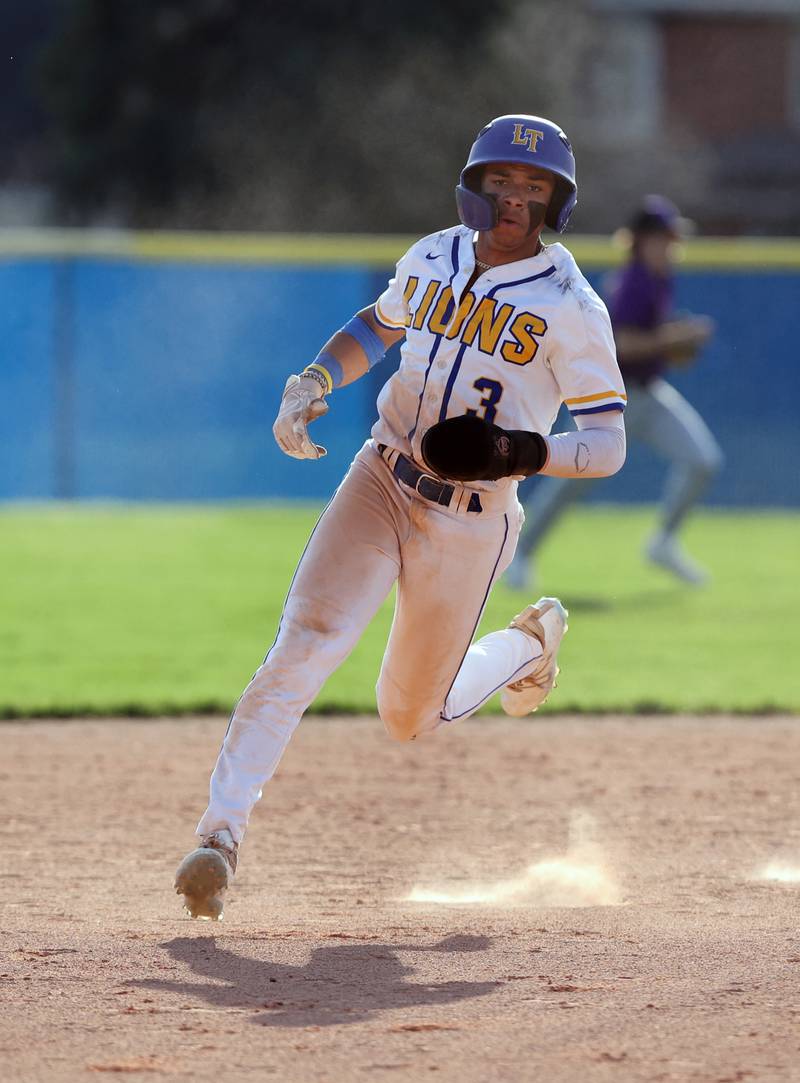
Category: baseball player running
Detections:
[
  {"x1": 175, "y1": 114, "x2": 627, "y2": 920},
  {"x1": 507, "y1": 195, "x2": 723, "y2": 590}
]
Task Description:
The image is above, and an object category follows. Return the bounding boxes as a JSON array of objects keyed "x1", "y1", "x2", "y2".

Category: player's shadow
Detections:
[
  {"x1": 133, "y1": 933, "x2": 499, "y2": 1027},
  {"x1": 564, "y1": 587, "x2": 685, "y2": 613}
]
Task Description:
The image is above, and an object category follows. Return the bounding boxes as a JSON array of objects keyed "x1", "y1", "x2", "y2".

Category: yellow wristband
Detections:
[{"x1": 304, "y1": 363, "x2": 333, "y2": 395}]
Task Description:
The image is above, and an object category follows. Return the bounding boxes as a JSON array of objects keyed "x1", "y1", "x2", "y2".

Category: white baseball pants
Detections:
[{"x1": 197, "y1": 442, "x2": 541, "y2": 843}]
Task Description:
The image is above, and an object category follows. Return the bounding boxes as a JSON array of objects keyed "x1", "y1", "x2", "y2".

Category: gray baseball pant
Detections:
[{"x1": 516, "y1": 378, "x2": 724, "y2": 558}]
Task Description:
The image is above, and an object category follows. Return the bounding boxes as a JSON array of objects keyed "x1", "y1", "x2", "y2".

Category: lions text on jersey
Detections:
[{"x1": 372, "y1": 225, "x2": 626, "y2": 491}]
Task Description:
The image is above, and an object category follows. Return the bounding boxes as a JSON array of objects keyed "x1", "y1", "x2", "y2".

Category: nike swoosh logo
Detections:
[{"x1": 425, "y1": 252, "x2": 442, "y2": 260}]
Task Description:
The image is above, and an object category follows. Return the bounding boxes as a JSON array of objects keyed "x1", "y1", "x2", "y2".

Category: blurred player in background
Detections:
[{"x1": 507, "y1": 195, "x2": 723, "y2": 590}]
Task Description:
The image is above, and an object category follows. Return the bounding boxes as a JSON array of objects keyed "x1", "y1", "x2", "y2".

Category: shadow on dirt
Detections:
[
  {"x1": 134, "y1": 934, "x2": 500, "y2": 1027},
  {"x1": 564, "y1": 588, "x2": 683, "y2": 614}
]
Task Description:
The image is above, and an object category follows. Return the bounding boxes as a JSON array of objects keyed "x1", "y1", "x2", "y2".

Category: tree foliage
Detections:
[{"x1": 40, "y1": 0, "x2": 512, "y2": 229}]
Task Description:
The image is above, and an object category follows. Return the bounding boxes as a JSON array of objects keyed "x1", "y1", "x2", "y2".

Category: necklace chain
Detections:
[{"x1": 473, "y1": 240, "x2": 544, "y2": 274}]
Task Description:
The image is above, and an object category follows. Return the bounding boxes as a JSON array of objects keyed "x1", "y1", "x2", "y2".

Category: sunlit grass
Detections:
[{"x1": 1, "y1": 503, "x2": 797, "y2": 716}]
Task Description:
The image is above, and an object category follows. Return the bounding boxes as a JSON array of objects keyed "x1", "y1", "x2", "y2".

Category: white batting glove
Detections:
[{"x1": 273, "y1": 374, "x2": 329, "y2": 460}]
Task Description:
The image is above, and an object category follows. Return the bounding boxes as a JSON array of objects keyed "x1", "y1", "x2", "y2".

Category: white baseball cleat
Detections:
[
  {"x1": 500, "y1": 597, "x2": 569, "y2": 717},
  {"x1": 174, "y1": 829, "x2": 238, "y2": 920},
  {"x1": 646, "y1": 532, "x2": 708, "y2": 586}
]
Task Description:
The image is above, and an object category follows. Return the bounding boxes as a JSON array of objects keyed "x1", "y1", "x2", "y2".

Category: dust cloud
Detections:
[
  {"x1": 755, "y1": 862, "x2": 800, "y2": 883},
  {"x1": 407, "y1": 811, "x2": 622, "y2": 908}
]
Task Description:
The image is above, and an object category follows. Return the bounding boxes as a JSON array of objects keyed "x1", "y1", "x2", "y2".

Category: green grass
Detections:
[{"x1": 2, "y1": 503, "x2": 798, "y2": 717}]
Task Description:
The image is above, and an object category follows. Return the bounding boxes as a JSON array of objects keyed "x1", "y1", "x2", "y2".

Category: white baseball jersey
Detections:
[{"x1": 371, "y1": 224, "x2": 627, "y2": 491}]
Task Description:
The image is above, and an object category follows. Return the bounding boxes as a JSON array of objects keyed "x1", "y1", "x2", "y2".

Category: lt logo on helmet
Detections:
[{"x1": 511, "y1": 124, "x2": 544, "y2": 152}]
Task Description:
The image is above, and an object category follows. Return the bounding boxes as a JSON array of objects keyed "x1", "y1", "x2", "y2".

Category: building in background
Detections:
[{"x1": 584, "y1": 0, "x2": 800, "y2": 233}]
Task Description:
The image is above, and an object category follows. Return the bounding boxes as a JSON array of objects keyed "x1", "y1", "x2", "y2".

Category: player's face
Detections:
[
  {"x1": 480, "y1": 163, "x2": 556, "y2": 255},
  {"x1": 636, "y1": 231, "x2": 678, "y2": 274}
]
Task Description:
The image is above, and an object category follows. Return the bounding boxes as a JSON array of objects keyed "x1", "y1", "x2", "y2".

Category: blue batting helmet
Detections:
[{"x1": 455, "y1": 114, "x2": 577, "y2": 233}]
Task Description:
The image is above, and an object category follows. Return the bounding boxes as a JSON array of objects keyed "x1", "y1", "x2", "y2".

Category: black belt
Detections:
[{"x1": 378, "y1": 444, "x2": 482, "y2": 513}]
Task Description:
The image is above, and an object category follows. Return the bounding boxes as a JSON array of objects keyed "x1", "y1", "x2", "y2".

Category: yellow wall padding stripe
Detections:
[
  {"x1": 0, "y1": 229, "x2": 412, "y2": 267},
  {"x1": 2, "y1": 229, "x2": 800, "y2": 272}
]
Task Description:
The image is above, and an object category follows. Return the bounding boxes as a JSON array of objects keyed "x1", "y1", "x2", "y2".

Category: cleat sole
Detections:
[{"x1": 174, "y1": 849, "x2": 229, "y2": 920}]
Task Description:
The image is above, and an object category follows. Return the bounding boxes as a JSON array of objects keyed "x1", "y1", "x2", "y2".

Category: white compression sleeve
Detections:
[{"x1": 539, "y1": 410, "x2": 626, "y2": 479}]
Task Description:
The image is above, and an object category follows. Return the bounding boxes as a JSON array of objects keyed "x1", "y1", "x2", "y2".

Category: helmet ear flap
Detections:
[
  {"x1": 455, "y1": 185, "x2": 499, "y2": 231},
  {"x1": 547, "y1": 178, "x2": 578, "y2": 233}
]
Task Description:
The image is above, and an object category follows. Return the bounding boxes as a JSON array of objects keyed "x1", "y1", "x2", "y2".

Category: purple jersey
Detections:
[{"x1": 605, "y1": 260, "x2": 673, "y2": 385}]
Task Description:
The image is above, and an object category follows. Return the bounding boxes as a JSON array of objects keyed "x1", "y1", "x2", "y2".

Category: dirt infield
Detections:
[{"x1": 4, "y1": 715, "x2": 800, "y2": 1082}]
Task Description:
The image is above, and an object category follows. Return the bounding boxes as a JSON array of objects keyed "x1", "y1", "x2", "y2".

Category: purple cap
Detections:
[{"x1": 628, "y1": 195, "x2": 694, "y2": 237}]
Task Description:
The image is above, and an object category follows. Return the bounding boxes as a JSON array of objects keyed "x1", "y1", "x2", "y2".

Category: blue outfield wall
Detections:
[{"x1": 2, "y1": 232, "x2": 799, "y2": 506}]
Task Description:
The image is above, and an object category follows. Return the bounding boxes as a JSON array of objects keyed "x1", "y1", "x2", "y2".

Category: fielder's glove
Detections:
[
  {"x1": 421, "y1": 414, "x2": 548, "y2": 481},
  {"x1": 273, "y1": 374, "x2": 329, "y2": 460}
]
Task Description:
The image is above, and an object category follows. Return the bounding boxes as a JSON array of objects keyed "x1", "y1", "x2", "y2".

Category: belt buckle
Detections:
[{"x1": 415, "y1": 472, "x2": 445, "y2": 502}]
